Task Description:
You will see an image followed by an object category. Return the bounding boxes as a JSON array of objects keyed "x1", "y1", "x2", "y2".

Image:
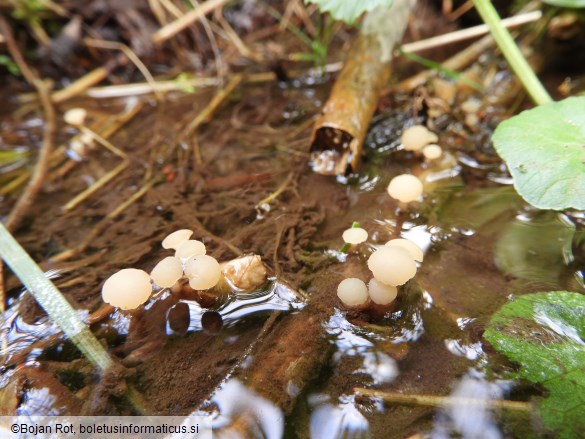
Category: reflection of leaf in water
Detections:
[
  {"x1": 435, "y1": 186, "x2": 522, "y2": 230},
  {"x1": 494, "y1": 212, "x2": 575, "y2": 287},
  {"x1": 484, "y1": 291, "x2": 585, "y2": 438}
]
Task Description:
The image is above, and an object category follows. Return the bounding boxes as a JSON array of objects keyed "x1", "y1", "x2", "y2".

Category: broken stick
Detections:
[{"x1": 309, "y1": 0, "x2": 413, "y2": 175}]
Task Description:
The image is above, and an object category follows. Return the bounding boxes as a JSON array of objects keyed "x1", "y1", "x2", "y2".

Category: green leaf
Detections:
[
  {"x1": 492, "y1": 96, "x2": 585, "y2": 210},
  {"x1": 542, "y1": 0, "x2": 585, "y2": 7},
  {"x1": 484, "y1": 291, "x2": 585, "y2": 438},
  {"x1": 0, "y1": 55, "x2": 21, "y2": 76},
  {"x1": 304, "y1": 0, "x2": 393, "y2": 24}
]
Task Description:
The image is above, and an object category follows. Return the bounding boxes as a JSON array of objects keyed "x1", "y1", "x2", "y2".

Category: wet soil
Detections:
[{"x1": 2, "y1": 2, "x2": 585, "y2": 437}]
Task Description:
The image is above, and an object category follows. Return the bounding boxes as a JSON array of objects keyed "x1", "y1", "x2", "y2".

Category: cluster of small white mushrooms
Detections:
[
  {"x1": 335, "y1": 124, "x2": 440, "y2": 310},
  {"x1": 385, "y1": 125, "x2": 445, "y2": 204},
  {"x1": 400, "y1": 124, "x2": 443, "y2": 161},
  {"x1": 337, "y1": 235, "x2": 424, "y2": 309},
  {"x1": 101, "y1": 229, "x2": 222, "y2": 310}
]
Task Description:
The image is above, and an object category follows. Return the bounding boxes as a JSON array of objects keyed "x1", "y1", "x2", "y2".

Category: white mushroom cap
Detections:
[
  {"x1": 101, "y1": 268, "x2": 152, "y2": 310},
  {"x1": 150, "y1": 256, "x2": 183, "y2": 288},
  {"x1": 337, "y1": 278, "x2": 369, "y2": 308},
  {"x1": 422, "y1": 144, "x2": 442, "y2": 160},
  {"x1": 387, "y1": 174, "x2": 423, "y2": 203},
  {"x1": 461, "y1": 98, "x2": 482, "y2": 114},
  {"x1": 175, "y1": 239, "x2": 206, "y2": 260},
  {"x1": 184, "y1": 254, "x2": 221, "y2": 290},
  {"x1": 367, "y1": 246, "x2": 417, "y2": 286},
  {"x1": 400, "y1": 125, "x2": 438, "y2": 151},
  {"x1": 64, "y1": 108, "x2": 87, "y2": 126},
  {"x1": 342, "y1": 227, "x2": 368, "y2": 245},
  {"x1": 385, "y1": 238, "x2": 424, "y2": 262},
  {"x1": 162, "y1": 229, "x2": 194, "y2": 250},
  {"x1": 368, "y1": 278, "x2": 398, "y2": 305}
]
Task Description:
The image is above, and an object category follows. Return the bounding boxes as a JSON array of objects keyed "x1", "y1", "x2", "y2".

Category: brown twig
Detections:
[
  {"x1": 152, "y1": 0, "x2": 229, "y2": 44},
  {"x1": 83, "y1": 38, "x2": 163, "y2": 101},
  {"x1": 0, "y1": 17, "x2": 56, "y2": 233},
  {"x1": 309, "y1": 0, "x2": 412, "y2": 175},
  {"x1": 354, "y1": 388, "x2": 533, "y2": 412},
  {"x1": 185, "y1": 73, "x2": 244, "y2": 137}
]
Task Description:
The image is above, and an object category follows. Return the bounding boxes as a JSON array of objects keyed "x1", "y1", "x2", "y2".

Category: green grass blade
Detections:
[{"x1": 0, "y1": 222, "x2": 113, "y2": 370}]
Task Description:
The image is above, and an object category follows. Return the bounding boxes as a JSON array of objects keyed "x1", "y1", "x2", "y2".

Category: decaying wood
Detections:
[{"x1": 309, "y1": 0, "x2": 413, "y2": 175}]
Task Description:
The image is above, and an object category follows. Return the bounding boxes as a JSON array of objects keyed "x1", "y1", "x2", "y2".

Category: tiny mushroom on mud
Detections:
[
  {"x1": 150, "y1": 256, "x2": 183, "y2": 288},
  {"x1": 101, "y1": 268, "x2": 152, "y2": 310},
  {"x1": 367, "y1": 246, "x2": 417, "y2": 286},
  {"x1": 63, "y1": 108, "x2": 87, "y2": 126},
  {"x1": 422, "y1": 144, "x2": 442, "y2": 160},
  {"x1": 337, "y1": 277, "x2": 369, "y2": 308},
  {"x1": 400, "y1": 125, "x2": 438, "y2": 151},
  {"x1": 184, "y1": 254, "x2": 221, "y2": 290},
  {"x1": 387, "y1": 174, "x2": 423, "y2": 203},
  {"x1": 385, "y1": 238, "x2": 424, "y2": 262},
  {"x1": 368, "y1": 278, "x2": 398, "y2": 305},
  {"x1": 162, "y1": 229, "x2": 194, "y2": 250},
  {"x1": 342, "y1": 227, "x2": 368, "y2": 245},
  {"x1": 175, "y1": 239, "x2": 206, "y2": 260}
]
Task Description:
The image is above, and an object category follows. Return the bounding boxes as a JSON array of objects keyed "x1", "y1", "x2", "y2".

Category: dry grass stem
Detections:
[
  {"x1": 401, "y1": 10, "x2": 541, "y2": 53},
  {"x1": 83, "y1": 38, "x2": 163, "y2": 101},
  {"x1": 63, "y1": 160, "x2": 130, "y2": 212},
  {"x1": 447, "y1": 0, "x2": 474, "y2": 21},
  {"x1": 354, "y1": 388, "x2": 532, "y2": 412},
  {"x1": 152, "y1": 0, "x2": 229, "y2": 44},
  {"x1": 50, "y1": 64, "x2": 114, "y2": 104},
  {"x1": 0, "y1": 17, "x2": 57, "y2": 233},
  {"x1": 80, "y1": 126, "x2": 127, "y2": 158},
  {"x1": 188, "y1": 73, "x2": 243, "y2": 134},
  {"x1": 256, "y1": 171, "x2": 295, "y2": 210},
  {"x1": 396, "y1": 33, "x2": 495, "y2": 91}
]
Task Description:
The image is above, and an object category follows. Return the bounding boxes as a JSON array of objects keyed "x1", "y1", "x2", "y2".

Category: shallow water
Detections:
[{"x1": 1, "y1": 67, "x2": 584, "y2": 438}]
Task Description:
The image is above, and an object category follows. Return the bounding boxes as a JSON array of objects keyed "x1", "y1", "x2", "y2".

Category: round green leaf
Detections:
[
  {"x1": 485, "y1": 292, "x2": 585, "y2": 438},
  {"x1": 492, "y1": 96, "x2": 585, "y2": 210}
]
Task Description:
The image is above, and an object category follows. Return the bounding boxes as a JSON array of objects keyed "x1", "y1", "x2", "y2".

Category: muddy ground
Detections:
[{"x1": 2, "y1": 1, "x2": 585, "y2": 437}]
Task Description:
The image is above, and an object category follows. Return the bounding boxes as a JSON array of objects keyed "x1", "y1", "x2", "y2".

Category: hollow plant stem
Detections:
[
  {"x1": 0, "y1": 222, "x2": 114, "y2": 371},
  {"x1": 472, "y1": 0, "x2": 552, "y2": 106}
]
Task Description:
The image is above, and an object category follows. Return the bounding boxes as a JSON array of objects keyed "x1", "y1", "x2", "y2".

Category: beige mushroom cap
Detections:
[
  {"x1": 101, "y1": 268, "x2": 152, "y2": 310},
  {"x1": 367, "y1": 246, "x2": 417, "y2": 286},
  {"x1": 342, "y1": 227, "x2": 368, "y2": 245},
  {"x1": 422, "y1": 144, "x2": 443, "y2": 160},
  {"x1": 150, "y1": 256, "x2": 183, "y2": 288},
  {"x1": 175, "y1": 239, "x2": 206, "y2": 260},
  {"x1": 185, "y1": 254, "x2": 221, "y2": 290},
  {"x1": 337, "y1": 278, "x2": 369, "y2": 308},
  {"x1": 387, "y1": 174, "x2": 423, "y2": 203},
  {"x1": 368, "y1": 278, "x2": 398, "y2": 305},
  {"x1": 162, "y1": 229, "x2": 194, "y2": 250},
  {"x1": 385, "y1": 238, "x2": 424, "y2": 262},
  {"x1": 401, "y1": 125, "x2": 438, "y2": 151},
  {"x1": 64, "y1": 108, "x2": 87, "y2": 126}
]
